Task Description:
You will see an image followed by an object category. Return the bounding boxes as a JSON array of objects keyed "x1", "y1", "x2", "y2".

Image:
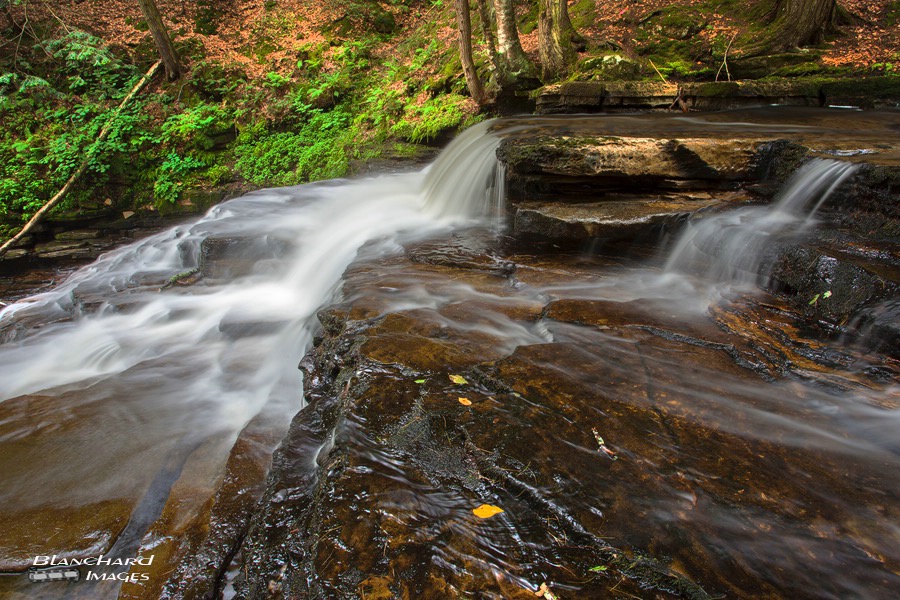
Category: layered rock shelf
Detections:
[{"x1": 535, "y1": 77, "x2": 900, "y2": 113}]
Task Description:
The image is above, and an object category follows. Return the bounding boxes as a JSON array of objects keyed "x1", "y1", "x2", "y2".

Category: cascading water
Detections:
[
  {"x1": 0, "y1": 121, "x2": 505, "y2": 589},
  {"x1": 664, "y1": 158, "x2": 859, "y2": 284},
  {"x1": 1, "y1": 110, "x2": 897, "y2": 600}
]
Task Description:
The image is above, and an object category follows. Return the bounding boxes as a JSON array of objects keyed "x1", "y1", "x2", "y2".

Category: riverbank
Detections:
[{"x1": 2, "y1": 0, "x2": 899, "y2": 252}]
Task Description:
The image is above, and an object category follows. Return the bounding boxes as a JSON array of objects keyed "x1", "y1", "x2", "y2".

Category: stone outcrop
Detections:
[
  {"x1": 535, "y1": 77, "x2": 900, "y2": 113},
  {"x1": 230, "y1": 229, "x2": 898, "y2": 600},
  {"x1": 513, "y1": 193, "x2": 731, "y2": 243}
]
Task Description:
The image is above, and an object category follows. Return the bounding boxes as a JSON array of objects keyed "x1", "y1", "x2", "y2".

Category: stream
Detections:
[{"x1": 0, "y1": 109, "x2": 898, "y2": 599}]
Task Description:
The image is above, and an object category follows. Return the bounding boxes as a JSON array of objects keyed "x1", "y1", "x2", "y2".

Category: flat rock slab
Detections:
[
  {"x1": 234, "y1": 232, "x2": 899, "y2": 600},
  {"x1": 536, "y1": 77, "x2": 900, "y2": 113},
  {"x1": 498, "y1": 136, "x2": 770, "y2": 182},
  {"x1": 514, "y1": 194, "x2": 727, "y2": 241}
]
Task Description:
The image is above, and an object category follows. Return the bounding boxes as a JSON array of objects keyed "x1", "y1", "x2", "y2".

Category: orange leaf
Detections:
[
  {"x1": 473, "y1": 504, "x2": 504, "y2": 518},
  {"x1": 458, "y1": 397, "x2": 472, "y2": 406}
]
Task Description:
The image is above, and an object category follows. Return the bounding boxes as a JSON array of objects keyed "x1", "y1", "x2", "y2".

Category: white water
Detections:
[
  {"x1": 664, "y1": 158, "x2": 859, "y2": 284},
  {"x1": 0, "y1": 120, "x2": 504, "y2": 518}
]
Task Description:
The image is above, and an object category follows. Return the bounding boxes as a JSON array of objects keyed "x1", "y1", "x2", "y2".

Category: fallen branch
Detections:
[
  {"x1": 0, "y1": 60, "x2": 162, "y2": 258},
  {"x1": 647, "y1": 59, "x2": 668, "y2": 84},
  {"x1": 715, "y1": 35, "x2": 736, "y2": 82}
]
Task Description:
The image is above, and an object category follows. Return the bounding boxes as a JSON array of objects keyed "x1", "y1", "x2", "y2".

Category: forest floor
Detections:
[
  {"x1": 0, "y1": 0, "x2": 897, "y2": 243},
  {"x1": 9, "y1": 0, "x2": 900, "y2": 79}
]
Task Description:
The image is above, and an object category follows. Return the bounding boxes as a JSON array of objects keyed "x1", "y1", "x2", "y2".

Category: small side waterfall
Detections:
[
  {"x1": 664, "y1": 159, "x2": 859, "y2": 284},
  {"x1": 421, "y1": 120, "x2": 505, "y2": 220}
]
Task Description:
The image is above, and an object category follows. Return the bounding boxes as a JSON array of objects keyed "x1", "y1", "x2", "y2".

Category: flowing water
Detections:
[
  {"x1": 0, "y1": 110, "x2": 897, "y2": 599},
  {"x1": 664, "y1": 158, "x2": 860, "y2": 284}
]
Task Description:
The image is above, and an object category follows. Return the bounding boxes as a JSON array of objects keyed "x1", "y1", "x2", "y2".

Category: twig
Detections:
[
  {"x1": 13, "y1": 0, "x2": 29, "y2": 70},
  {"x1": 715, "y1": 35, "x2": 737, "y2": 82},
  {"x1": 44, "y1": 3, "x2": 72, "y2": 36},
  {"x1": 647, "y1": 59, "x2": 668, "y2": 84},
  {"x1": 0, "y1": 60, "x2": 163, "y2": 258}
]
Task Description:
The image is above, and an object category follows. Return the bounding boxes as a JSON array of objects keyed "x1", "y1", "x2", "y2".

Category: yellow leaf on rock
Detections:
[
  {"x1": 458, "y1": 397, "x2": 472, "y2": 406},
  {"x1": 449, "y1": 374, "x2": 468, "y2": 385},
  {"x1": 473, "y1": 504, "x2": 504, "y2": 519}
]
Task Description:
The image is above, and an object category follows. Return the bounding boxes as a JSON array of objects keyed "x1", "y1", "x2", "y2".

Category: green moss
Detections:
[
  {"x1": 194, "y1": 1, "x2": 221, "y2": 35},
  {"x1": 886, "y1": 1, "x2": 900, "y2": 26},
  {"x1": 518, "y1": 3, "x2": 539, "y2": 35},
  {"x1": 576, "y1": 54, "x2": 645, "y2": 81},
  {"x1": 570, "y1": 0, "x2": 597, "y2": 30}
]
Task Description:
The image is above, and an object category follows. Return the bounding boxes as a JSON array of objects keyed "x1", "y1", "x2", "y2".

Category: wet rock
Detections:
[
  {"x1": 126, "y1": 410, "x2": 290, "y2": 600},
  {"x1": 0, "y1": 249, "x2": 29, "y2": 260},
  {"x1": 768, "y1": 242, "x2": 900, "y2": 337},
  {"x1": 34, "y1": 239, "x2": 89, "y2": 256},
  {"x1": 535, "y1": 81, "x2": 679, "y2": 113},
  {"x1": 54, "y1": 229, "x2": 102, "y2": 241},
  {"x1": 513, "y1": 194, "x2": 725, "y2": 243},
  {"x1": 820, "y1": 76, "x2": 900, "y2": 109},
  {"x1": 0, "y1": 500, "x2": 132, "y2": 572},
  {"x1": 851, "y1": 300, "x2": 900, "y2": 358},
  {"x1": 235, "y1": 315, "x2": 711, "y2": 599},
  {"x1": 682, "y1": 80, "x2": 822, "y2": 111},
  {"x1": 498, "y1": 135, "x2": 780, "y2": 201},
  {"x1": 233, "y1": 238, "x2": 898, "y2": 600},
  {"x1": 405, "y1": 229, "x2": 515, "y2": 276}
]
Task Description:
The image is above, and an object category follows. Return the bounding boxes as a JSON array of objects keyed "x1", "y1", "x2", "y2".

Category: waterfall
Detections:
[
  {"x1": 0, "y1": 122, "x2": 506, "y2": 568},
  {"x1": 664, "y1": 159, "x2": 859, "y2": 284},
  {"x1": 421, "y1": 119, "x2": 505, "y2": 220}
]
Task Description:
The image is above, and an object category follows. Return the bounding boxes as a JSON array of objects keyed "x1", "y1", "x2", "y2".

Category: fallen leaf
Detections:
[
  {"x1": 535, "y1": 582, "x2": 559, "y2": 599},
  {"x1": 449, "y1": 374, "x2": 468, "y2": 385},
  {"x1": 589, "y1": 565, "x2": 608, "y2": 572},
  {"x1": 458, "y1": 397, "x2": 472, "y2": 406},
  {"x1": 414, "y1": 379, "x2": 426, "y2": 384},
  {"x1": 472, "y1": 504, "x2": 504, "y2": 518}
]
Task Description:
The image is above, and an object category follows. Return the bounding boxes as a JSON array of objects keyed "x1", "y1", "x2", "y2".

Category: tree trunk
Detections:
[
  {"x1": 538, "y1": 0, "x2": 577, "y2": 80},
  {"x1": 454, "y1": 0, "x2": 489, "y2": 105},
  {"x1": 136, "y1": 0, "x2": 180, "y2": 79},
  {"x1": 493, "y1": 0, "x2": 537, "y2": 77},
  {"x1": 769, "y1": 0, "x2": 837, "y2": 51},
  {"x1": 475, "y1": 0, "x2": 502, "y2": 75}
]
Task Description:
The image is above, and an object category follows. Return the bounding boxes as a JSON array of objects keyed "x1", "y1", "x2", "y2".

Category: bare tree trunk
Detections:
[
  {"x1": 493, "y1": 0, "x2": 536, "y2": 77},
  {"x1": 136, "y1": 0, "x2": 180, "y2": 79},
  {"x1": 475, "y1": 0, "x2": 502, "y2": 75},
  {"x1": 769, "y1": 0, "x2": 837, "y2": 50},
  {"x1": 538, "y1": 0, "x2": 576, "y2": 80},
  {"x1": 454, "y1": 0, "x2": 489, "y2": 105}
]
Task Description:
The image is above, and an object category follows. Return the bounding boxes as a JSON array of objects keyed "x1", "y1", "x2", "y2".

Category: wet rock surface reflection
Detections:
[{"x1": 236, "y1": 229, "x2": 899, "y2": 600}]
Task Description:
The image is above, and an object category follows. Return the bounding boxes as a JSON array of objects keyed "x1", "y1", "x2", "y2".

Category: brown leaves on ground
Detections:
[{"x1": 4, "y1": 0, "x2": 897, "y2": 83}]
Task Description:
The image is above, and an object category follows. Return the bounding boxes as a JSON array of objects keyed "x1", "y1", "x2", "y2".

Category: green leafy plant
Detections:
[{"x1": 154, "y1": 153, "x2": 206, "y2": 205}]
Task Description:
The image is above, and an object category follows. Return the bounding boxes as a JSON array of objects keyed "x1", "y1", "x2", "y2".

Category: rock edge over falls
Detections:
[
  {"x1": 229, "y1": 226, "x2": 898, "y2": 599},
  {"x1": 223, "y1": 111, "x2": 898, "y2": 599}
]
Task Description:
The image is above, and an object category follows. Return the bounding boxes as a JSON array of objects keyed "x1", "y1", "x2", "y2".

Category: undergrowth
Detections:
[{"x1": 0, "y1": 1, "x2": 479, "y2": 226}]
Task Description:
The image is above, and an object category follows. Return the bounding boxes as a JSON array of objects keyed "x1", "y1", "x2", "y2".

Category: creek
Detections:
[{"x1": 0, "y1": 110, "x2": 897, "y2": 600}]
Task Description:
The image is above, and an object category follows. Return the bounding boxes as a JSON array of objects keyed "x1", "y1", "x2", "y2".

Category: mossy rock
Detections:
[
  {"x1": 578, "y1": 54, "x2": 644, "y2": 81},
  {"x1": 684, "y1": 81, "x2": 741, "y2": 97},
  {"x1": 641, "y1": 6, "x2": 708, "y2": 41},
  {"x1": 729, "y1": 52, "x2": 823, "y2": 79},
  {"x1": 821, "y1": 76, "x2": 900, "y2": 107}
]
